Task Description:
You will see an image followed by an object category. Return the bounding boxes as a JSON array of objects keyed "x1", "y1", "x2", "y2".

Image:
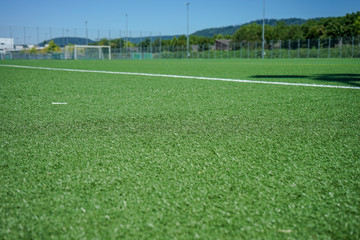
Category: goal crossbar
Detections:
[{"x1": 74, "y1": 45, "x2": 111, "y2": 60}]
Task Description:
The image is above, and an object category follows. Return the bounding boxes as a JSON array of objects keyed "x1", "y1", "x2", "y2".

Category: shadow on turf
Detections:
[{"x1": 251, "y1": 74, "x2": 360, "y2": 87}]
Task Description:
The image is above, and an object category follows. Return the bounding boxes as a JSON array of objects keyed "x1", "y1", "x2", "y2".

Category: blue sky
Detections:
[{"x1": 0, "y1": 0, "x2": 359, "y2": 39}]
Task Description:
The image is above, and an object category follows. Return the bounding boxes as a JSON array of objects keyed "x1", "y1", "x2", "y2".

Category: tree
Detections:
[
  {"x1": 342, "y1": 12, "x2": 360, "y2": 36},
  {"x1": 99, "y1": 38, "x2": 109, "y2": 46},
  {"x1": 170, "y1": 36, "x2": 178, "y2": 46},
  {"x1": 139, "y1": 38, "x2": 151, "y2": 48},
  {"x1": 152, "y1": 38, "x2": 161, "y2": 47},
  {"x1": 286, "y1": 25, "x2": 303, "y2": 40},
  {"x1": 177, "y1": 35, "x2": 187, "y2": 46},
  {"x1": 110, "y1": 38, "x2": 125, "y2": 48},
  {"x1": 307, "y1": 25, "x2": 326, "y2": 39},
  {"x1": 354, "y1": 16, "x2": 360, "y2": 35},
  {"x1": 301, "y1": 12, "x2": 360, "y2": 39},
  {"x1": 28, "y1": 46, "x2": 38, "y2": 55},
  {"x1": 124, "y1": 41, "x2": 134, "y2": 48},
  {"x1": 274, "y1": 21, "x2": 288, "y2": 39},
  {"x1": 233, "y1": 23, "x2": 262, "y2": 42},
  {"x1": 160, "y1": 39, "x2": 172, "y2": 47},
  {"x1": 40, "y1": 40, "x2": 61, "y2": 53},
  {"x1": 216, "y1": 34, "x2": 224, "y2": 39},
  {"x1": 189, "y1": 35, "x2": 210, "y2": 46},
  {"x1": 264, "y1": 25, "x2": 276, "y2": 42},
  {"x1": 321, "y1": 18, "x2": 342, "y2": 38}
]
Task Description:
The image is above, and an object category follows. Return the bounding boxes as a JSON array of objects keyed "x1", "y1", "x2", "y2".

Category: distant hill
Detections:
[
  {"x1": 39, "y1": 18, "x2": 324, "y2": 46},
  {"x1": 192, "y1": 18, "x2": 311, "y2": 37},
  {"x1": 38, "y1": 37, "x2": 94, "y2": 47},
  {"x1": 39, "y1": 36, "x2": 178, "y2": 47},
  {"x1": 123, "y1": 35, "x2": 180, "y2": 44}
]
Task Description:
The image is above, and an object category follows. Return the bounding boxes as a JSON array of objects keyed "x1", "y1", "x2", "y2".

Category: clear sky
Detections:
[{"x1": 0, "y1": 0, "x2": 359, "y2": 41}]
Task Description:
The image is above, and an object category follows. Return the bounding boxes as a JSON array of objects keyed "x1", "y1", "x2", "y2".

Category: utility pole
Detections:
[
  {"x1": 186, "y1": 2, "x2": 190, "y2": 59},
  {"x1": 126, "y1": 14, "x2": 128, "y2": 45},
  {"x1": 262, "y1": 0, "x2": 265, "y2": 59},
  {"x1": 85, "y1": 21, "x2": 88, "y2": 45}
]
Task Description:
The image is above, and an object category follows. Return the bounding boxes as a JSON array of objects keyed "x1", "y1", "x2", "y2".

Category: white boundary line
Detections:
[
  {"x1": 52, "y1": 102, "x2": 67, "y2": 105},
  {"x1": 1, "y1": 64, "x2": 360, "y2": 90}
]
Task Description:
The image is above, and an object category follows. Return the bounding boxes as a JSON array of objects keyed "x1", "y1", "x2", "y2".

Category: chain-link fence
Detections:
[
  {"x1": 107, "y1": 36, "x2": 359, "y2": 59},
  {"x1": 1, "y1": 25, "x2": 359, "y2": 60}
]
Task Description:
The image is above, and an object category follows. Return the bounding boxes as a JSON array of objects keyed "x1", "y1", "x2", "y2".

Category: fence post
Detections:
[
  {"x1": 159, "y1": 33, "x2": 162, "y2": 59},
  {"x1": 288, "y1": 39, "x2": 290, "y2": 58},
  {"x1": 328, "y1": 37, "x2": 331, "y2": 58},
  {"x1": 317, "y1": 38, "x2": 320, "y2": 58},
  {"x1": 227, "y1": 44, "x2": 229, "y2": 59},
  {"x1": 233, "y1": 42, "x2": 235, "y2": 58},
  {"x1": 280, "y1": 40, "x2": 282, "y2": 58},
  {"x1": 214, "y1": 45, "x2": 216, "y2": 59},
  {"x1": 240, "y1": 42, "x2": 243, "y2": 58},
  {"x1": 202, "y1": 45, "x2": 204, "y2": 59},
  {"x1": 298, "y1": 39, "x2": 300, "y2": 58},
  {"x1": 340, "y1": 37, "x2": 342, "y2": 58},
  {"x1": 255, "y1": 42, "x2": 257, "y2": 58},
  {"x1": 247, "y1": 42, "x2": 250, "y2": 58},
  {"x1": 307, "y1": 39, "x2": 310, "y2": 58},
  {"x1": 223, "y1": 44, "x2": 225, "y2": 59},
  {"x1": 208, "y1": 44, "x2": 210, "y2": 59},
  {"x1": 352, "y1": 36, "x2": 354, "y2": 58},
  {"x1": 220, "y1": 44, "x2": 222, "y2": 59},
  {"x1": 270, "y1": 40, "x2": 273, "y2": 58}
]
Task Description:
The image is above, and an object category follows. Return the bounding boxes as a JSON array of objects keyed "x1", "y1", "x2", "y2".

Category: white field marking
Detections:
[
  {"x1": 52, "y1": 102, "x2": 67, "y2": 105},
  {"x1": 1, "y1": 64, "x2": 360, "y2": 90}
]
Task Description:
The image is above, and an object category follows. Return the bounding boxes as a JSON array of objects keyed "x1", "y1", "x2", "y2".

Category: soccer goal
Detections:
[{"x1": 65, "y1": 45, "x2": 111, "y2": 60}]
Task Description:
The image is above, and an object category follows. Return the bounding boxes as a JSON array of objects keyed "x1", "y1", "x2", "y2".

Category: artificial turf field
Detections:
[{"x1": 0, "y1": 59, "x2": 359, "y2": 239}]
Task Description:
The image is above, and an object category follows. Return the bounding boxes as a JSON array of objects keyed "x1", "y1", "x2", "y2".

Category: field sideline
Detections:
[
  {"x1": 0, "y1": 59, "x2": 359, "y2": 239},
  {"x1": 1, "y1": 58, "x2": 360, "y2": 87},
  {"x1": 1, "y1": 63, "x2": 360, "y2": 89}
]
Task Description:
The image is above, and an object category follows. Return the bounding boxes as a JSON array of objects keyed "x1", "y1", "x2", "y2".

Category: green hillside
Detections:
[
  {"x1": 192, "y1": 18, "x2": 311, "y2": 37},
  {"x1": 38, "y1": 37, "x2": 94, "y2": 47}
]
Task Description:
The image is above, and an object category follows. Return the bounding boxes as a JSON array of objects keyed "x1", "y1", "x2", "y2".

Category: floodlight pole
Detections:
[
  {"x1": 126, "y1": 14, "x2": 128, "y2": 45},
  {"x1": 126, "y1": 14, "x2": 129, "y2": 58},
  {"x1": 24, "y1": 26, "x2": 26, "y2": 44},
  {"x1": 262, "y1": 0, "x2": 265, "y2": 59},
  {"x1": 85, "y1": 21, "x2": 88, "y2": 45},
  {"x1": 186, "y1": 2, "x2": 190, "y2": 59}
]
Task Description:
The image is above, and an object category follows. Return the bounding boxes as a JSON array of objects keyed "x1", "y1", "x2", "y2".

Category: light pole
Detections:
[
  {"x1": 85, "y1": 21, "x2": 88, "y2": 45},
  {"x1": 186, "y1": 2, "x2": 190, "y2": 59},
  {"x1": 262, "y1": 0, "x2": 265, "y2": 59},
  {"x1": 126, "y1": 14, "x2": 128, "y2": 45},
  {"x1": 126, "y1": 14, "x2": 128, "y2": 58}
]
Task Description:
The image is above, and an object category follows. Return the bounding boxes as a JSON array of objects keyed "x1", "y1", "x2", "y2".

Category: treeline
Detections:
[
  {"x1": 89, "y1": 34, "x2": 222, "y2": 49},
  {"x1": 22, "y1": 40, "x2": 62, "y2": 54},
  {"x1": 90, "y1": 12, "x2": 360, "y2": 48},
  {"x1": 192, "y1": 18, "x2": 309, "y2": 37},
  {"x1": 233, "y1": 12, "x2": 360, "y2": 42}
]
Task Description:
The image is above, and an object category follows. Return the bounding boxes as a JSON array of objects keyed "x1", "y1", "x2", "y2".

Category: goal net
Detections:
[{"x1": 64, "y1": 45, "x2": 111, "y2": 60}]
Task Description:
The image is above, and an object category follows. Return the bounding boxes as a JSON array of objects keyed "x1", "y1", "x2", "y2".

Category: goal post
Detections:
[{"x1": 65, "y1": 45, "x2": 111, "y2": 60}]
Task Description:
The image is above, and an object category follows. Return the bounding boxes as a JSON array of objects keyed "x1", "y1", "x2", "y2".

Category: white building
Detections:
[{"x1": 0, "y1": 38, "x2": 14, "y2": 53}]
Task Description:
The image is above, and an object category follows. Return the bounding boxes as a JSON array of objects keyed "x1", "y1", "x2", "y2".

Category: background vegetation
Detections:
[{"x1": 88, "y1": 12, "x2": 360, "y2": 49}]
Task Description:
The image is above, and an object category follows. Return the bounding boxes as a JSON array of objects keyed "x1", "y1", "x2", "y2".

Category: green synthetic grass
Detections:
[
  {"x1": 2, "y1": 58, "x2": 360, "y2": 87},
  {"x1": 0, "y1": 59, "x2": 359, "y2": 239}
]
